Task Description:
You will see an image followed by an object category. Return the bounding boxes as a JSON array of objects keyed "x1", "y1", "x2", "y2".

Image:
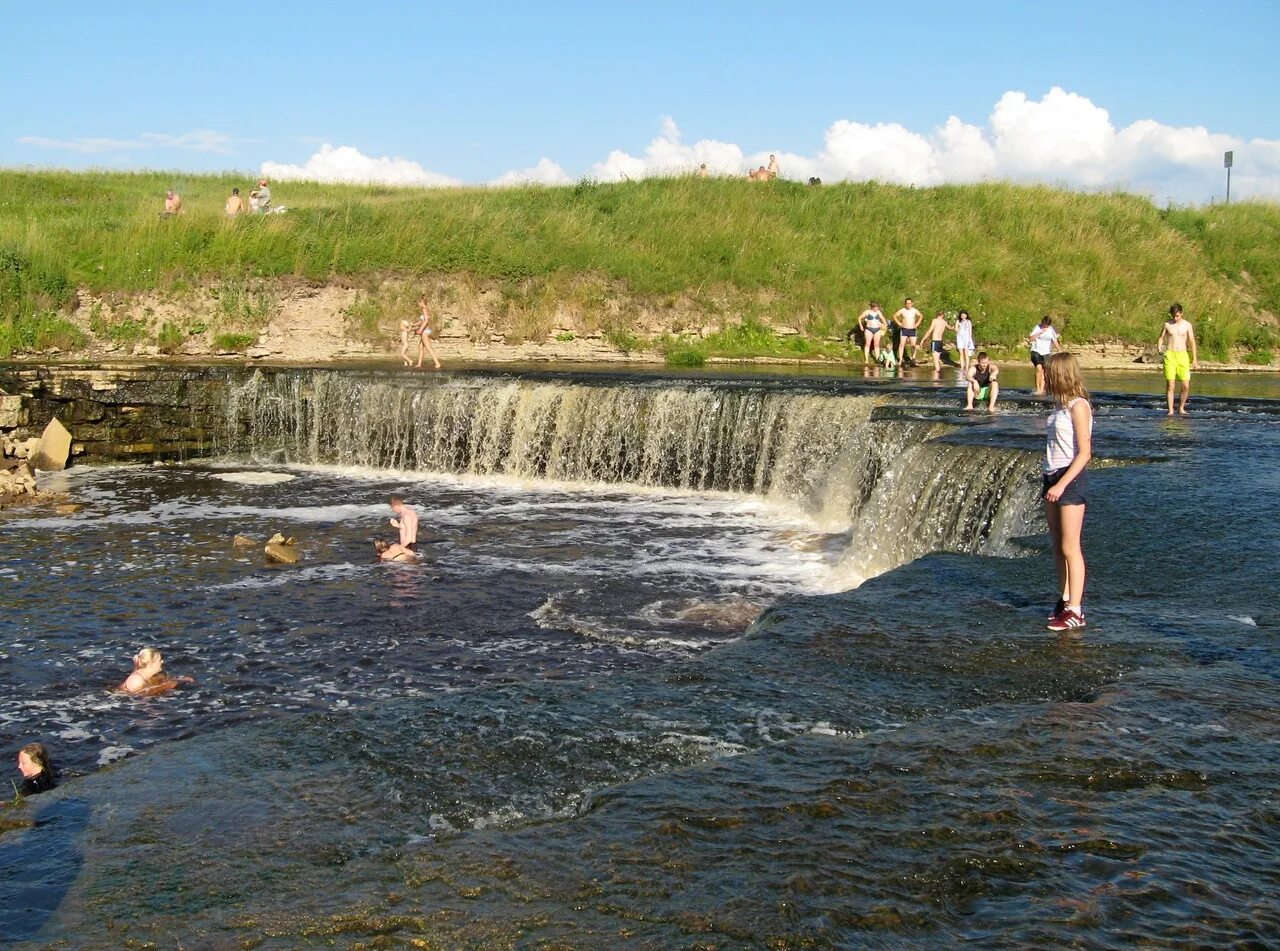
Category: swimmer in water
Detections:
[
  {"x1": 119, "y1": 647, "x2": 194, "y2": 696},
  {"x1": 14, "y1": 742, "x2": 57, "y2": 797}
]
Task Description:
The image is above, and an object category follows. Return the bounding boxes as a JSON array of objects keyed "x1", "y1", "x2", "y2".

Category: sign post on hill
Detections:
[{"x1": 1224, "y1": 151, "x2": 1233, "y2": 205}]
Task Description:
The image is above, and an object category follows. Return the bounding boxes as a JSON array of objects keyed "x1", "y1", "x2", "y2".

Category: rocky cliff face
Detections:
[{"x1": 0, "y1": 364, "x2": 237, "y2": 464}]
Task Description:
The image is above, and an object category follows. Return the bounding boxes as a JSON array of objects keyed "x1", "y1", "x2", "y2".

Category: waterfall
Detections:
[{"x1": 223, "y1": 370, "x2": 1040, "y2": 583}]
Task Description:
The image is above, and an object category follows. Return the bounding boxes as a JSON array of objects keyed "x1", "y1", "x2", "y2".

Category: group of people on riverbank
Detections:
[
  {"x1": 160, "y1": 180, "x2": 279, "y2": 218},
  {"x1": 849, "y1": 299, "x2": 1202, "y2": 416}
]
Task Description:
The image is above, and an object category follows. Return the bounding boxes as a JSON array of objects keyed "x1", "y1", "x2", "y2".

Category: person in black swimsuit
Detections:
[
  {"x1": 965, "y1": 351, "x2": 1000, "y2": 410},
  {"x1": 15, "y1": 742, "x2": 57, "y2": 797}
]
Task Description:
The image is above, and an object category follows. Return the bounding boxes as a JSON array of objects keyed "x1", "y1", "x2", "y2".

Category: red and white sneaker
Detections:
[{"x1": 1047, "y1": 609, "x2": 1086, "y2": 632}]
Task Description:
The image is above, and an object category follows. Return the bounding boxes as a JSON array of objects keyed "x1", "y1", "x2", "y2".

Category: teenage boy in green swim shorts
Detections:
[{"x1": 1157, "y1": 303, "x2": 1199, "y2": 416}]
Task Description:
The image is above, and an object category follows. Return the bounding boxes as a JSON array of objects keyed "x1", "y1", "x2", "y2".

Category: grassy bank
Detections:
[{"x1": 1, "y1": 169, "x2": 1277, "y2": 362}]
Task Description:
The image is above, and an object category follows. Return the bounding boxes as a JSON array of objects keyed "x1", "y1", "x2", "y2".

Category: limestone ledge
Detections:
[{"x1": 0, "y1": 364, "x2": 233, "y2": 463}]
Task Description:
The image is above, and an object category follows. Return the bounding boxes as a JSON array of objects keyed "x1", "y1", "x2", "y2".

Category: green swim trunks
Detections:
[
  {"x1": 1163, "y1": 350, "x2": 1191, "y2": 382},
  {"x1": 977, "y1": 386, "x2": 990, "y2": 401}
]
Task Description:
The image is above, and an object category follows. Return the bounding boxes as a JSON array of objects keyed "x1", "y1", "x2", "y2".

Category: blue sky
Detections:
[{"x1": 5, "y1": 1, "x2": 1279, "y2": 199}]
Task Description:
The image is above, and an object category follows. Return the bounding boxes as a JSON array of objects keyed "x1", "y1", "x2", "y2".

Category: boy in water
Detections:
[
  {"x1": 893, "y1": 298, "x2": 924, "y2": 366},
  {"x1": 965, "y1": 351, "x2": 1000, "y2": 410},
  {"x1": 1028, "y1": 316, "x2": 1060, "y2": 395},
  {"x1": 919, "y1": 310, "x2": 951, "y2": 372},
  {"x1": 378, "y1": 495, "x2": 420, "y2": 562},
  {"x1": 1157, "y1": 303, "x2": 1199, "y2": 416}
]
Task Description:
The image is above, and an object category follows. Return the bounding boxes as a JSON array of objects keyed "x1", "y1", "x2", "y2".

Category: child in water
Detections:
[
  {"x1": 1042, "y1": 353, "x2": 1093, "y2": 632},
  {"x1": 119, "y1": 648, "x2": 194, "y2": 696}
]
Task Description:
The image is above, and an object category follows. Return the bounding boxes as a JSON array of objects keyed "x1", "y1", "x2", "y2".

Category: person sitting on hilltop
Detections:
[
  {"x1": 250, "y1": 179, "x2": 271, "y2": 214},
  {"x1": 14, "y1": 742, "x2": 57, "y2": 797},
  {"x1": 162, "y1": 190, "x2": 182, "y2": 216},
  {"x1": 225, "y1": 187, "x2": 245, "y2": 216},
  {"x1": 767, "y1": 153, "x2": 780, "y2": 178},
  {"x1": 119, "y1": 647, "x2": 194, "y2": 696},
  {"x1": 697, "y1": 163, "x2": 709, "y2": 178}
]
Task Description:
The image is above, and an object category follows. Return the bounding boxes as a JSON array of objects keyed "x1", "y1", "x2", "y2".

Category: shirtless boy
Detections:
[
  {"x1": 965, "y1": 351, "x2": 1000, "y2": 411},
  {"x1": 379, "y1": 495, "x2": 420, "y2": 562},
  {"x1": 163, "y1": 190, "x2": 182, "y2": 216},
  {"x1": 919, "y1": 310, "x2": 950, "y2": 371},
  {"x1": 225, "y1": 188, "x2": 244, "y2": 216},
  {"x1": 893, "y1": 298, "x2": 924, "y2": 365},
  {"x1": 1158, "y1": 303, "x2": 1199, "y2": 415}
]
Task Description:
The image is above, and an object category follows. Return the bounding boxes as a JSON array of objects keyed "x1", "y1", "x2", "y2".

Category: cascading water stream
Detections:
[{"x1": 222, "y1": 369, "x2": 1041, "y2": 585}]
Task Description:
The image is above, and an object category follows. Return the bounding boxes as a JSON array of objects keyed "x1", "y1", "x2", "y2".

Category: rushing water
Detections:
[{"x1": 1, "y1": 369, "x2": 1278, "y2": 949}]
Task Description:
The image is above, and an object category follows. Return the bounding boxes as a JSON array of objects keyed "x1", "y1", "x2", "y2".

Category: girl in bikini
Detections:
[
  {"x1": 856, "y1": 301, "x2": 886, "y2": 364},
  {"x1": 414, "y1": 296, "x2": 442, "y2": 370}
]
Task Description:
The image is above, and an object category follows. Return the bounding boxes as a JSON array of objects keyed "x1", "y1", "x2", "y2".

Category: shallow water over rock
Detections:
[{"x1": 2, "y1": 371, "x2": 1277, "y2": 948}]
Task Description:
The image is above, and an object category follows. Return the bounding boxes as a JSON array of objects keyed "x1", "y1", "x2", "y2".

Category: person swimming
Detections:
[
  {"x1": 15, "y1": 742, "x2": 57, "y2": 797},
  {"x1": 119, "y1": 647, "x2": 194, "y2": 696}
]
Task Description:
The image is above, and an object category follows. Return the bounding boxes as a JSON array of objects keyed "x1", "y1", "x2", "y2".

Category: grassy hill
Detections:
[{"x1": 1, "y1": 169, "x2": 1277, "y2": 362}]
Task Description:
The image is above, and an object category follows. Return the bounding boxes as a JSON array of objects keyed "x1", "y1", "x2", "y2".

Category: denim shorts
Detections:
[{"x1": 1042, "y1": 467, "x2": 1088, "y2": 506}]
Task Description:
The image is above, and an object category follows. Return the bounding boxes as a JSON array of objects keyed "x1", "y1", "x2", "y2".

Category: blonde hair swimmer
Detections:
[
  {"x1": 119, "y1": 647, "x2": 195, "y2": 696},
  {"x1": 16, "y1": 742, "x2": 57, "y2": 797}
]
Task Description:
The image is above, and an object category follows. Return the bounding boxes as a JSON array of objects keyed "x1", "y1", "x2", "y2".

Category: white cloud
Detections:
[
  {"x1": 489, "y1": 157, "x2": 572, "y2": 186},
  {"x1": 569, "y1": 89, "x2": 1280, "y2": 202},
  {"x1": 260, "y1": 144, "x2": 462, "y2": 187},
  {"x1": 591, "y1": 118, "x2": 745, "y2": 181},
  {"x1": 17, "y1": 129, "x2": 238, "y2": 154}
]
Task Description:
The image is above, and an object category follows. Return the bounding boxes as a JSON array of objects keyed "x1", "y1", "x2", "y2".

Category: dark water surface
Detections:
[{"x1": 1, "y1": 371, "x2": 1278, "y2": 949}]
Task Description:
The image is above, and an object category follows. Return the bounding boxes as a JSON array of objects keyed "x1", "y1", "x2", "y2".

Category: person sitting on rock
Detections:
[
  {"x1": 15, "y1": 742, "x2": 57, "y2": 797},
  {"x1": 119, "y1": 647, "x2": 194, "y2": 696}
]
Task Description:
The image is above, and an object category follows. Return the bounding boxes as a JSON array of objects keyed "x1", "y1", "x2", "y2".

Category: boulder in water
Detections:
[
  {"x1": 264, "y1": 533, "x2": 301, "y2": 564},
  {"x1": 232, "y1": 533, "x2": 257, "y2": 549},
  {"x1": 55, "y1": 503, "x2": 82, "y2": 515},
  {"x1": 30, "y1": 418, "x2": 72, "y2": 471}
]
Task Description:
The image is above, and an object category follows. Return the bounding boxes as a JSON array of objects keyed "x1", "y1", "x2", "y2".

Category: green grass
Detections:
[
  {"x1": 0, "y1": 311, "x2": 86, "y2": 358},
  {"x1": 1, "y1": 169, "x2": 1277, "y2": 359},
  {"x1": 214, "y1": 331, "x2": 257, "y2": 352}
]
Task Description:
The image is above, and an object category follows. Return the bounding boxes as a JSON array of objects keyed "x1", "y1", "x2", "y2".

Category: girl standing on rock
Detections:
[{"x1": 1042, "y1": 353, "x2": 1093, "y2": 633}]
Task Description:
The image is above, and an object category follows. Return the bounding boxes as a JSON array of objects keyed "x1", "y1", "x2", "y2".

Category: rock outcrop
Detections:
[{"x1": 30, "y1": 417, "x2": 72, "y2": 471}]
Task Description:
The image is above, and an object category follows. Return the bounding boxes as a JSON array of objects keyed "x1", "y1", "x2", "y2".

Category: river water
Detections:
[{"x1": 1, "y1": 368, "x2": 1277, "y2": 948}]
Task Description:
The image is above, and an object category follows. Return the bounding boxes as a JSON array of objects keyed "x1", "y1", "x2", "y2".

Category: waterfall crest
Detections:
[{"x1": 223, "y1": 370, "x2": 1040, "y2": 582}]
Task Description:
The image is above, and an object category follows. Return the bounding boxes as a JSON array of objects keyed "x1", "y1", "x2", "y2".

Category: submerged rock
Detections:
[{"x1": 232, "y1": 533, "x2": 257, "y2": 549}]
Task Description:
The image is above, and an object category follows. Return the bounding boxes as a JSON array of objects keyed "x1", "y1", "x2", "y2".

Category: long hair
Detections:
[
  {"x1": 1044, "y1": 353, "x2": 1088, "y2": 405},
  {"x1": 20, "y1": 742, "x2": 52, "y2": 776}
]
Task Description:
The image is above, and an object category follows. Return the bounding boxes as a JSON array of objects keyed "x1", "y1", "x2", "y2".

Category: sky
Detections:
[{"x1": 5, "y1": 0, "x2": 1279, "y2": 202}]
